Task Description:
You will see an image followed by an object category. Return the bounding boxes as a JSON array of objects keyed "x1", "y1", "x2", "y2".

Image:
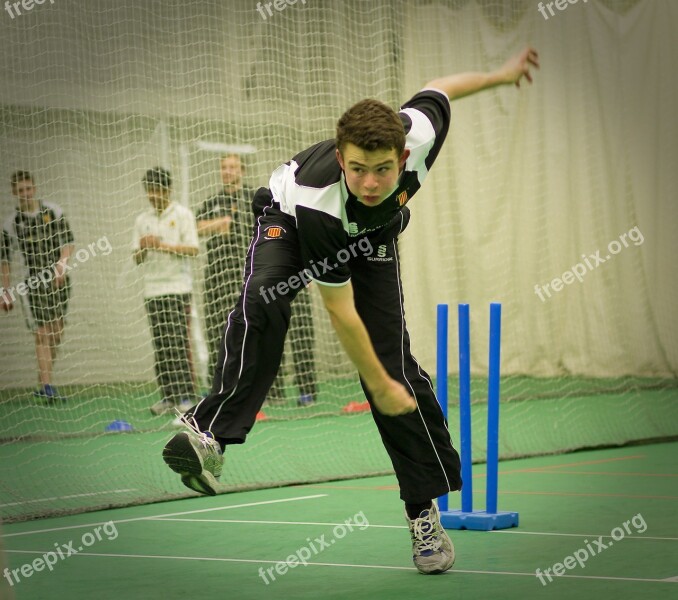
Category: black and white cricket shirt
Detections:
[
  {"x1": 266, "y1": 88, "x2": 450, "y2": 286},
  {"x1": 1, "y1": 200, "x2": 75, "y2": 280}
]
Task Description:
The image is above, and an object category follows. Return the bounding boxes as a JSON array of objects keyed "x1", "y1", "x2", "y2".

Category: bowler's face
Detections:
[{"x1": 336, "y1": 143, "x2": 409, "y2": 207}]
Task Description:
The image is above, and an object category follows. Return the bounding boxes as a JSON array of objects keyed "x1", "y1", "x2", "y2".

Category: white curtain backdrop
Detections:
[{"x1": 400, "y1": 0, "x2": 678, "y2": 378}]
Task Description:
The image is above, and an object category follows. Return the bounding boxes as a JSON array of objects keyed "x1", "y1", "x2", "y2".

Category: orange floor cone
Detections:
[{"x1": 342, "y1": 400, "x2": 371, "y2": 413}]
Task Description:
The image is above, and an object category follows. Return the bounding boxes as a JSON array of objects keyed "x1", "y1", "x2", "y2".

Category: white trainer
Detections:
[
  {"x1": 406, "y1": 501, "x2": 456, "y2": 574},
  {"x1": 162, "y1": 415, "x2": 224, "y2": 496}
]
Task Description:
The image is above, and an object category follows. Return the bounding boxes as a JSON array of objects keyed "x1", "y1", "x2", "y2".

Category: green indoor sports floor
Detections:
[{"x1": 3, "y1": 441, "x2": 677, "y2": 600}]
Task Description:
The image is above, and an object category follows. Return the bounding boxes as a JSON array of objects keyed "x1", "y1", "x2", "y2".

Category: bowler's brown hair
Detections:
[{"x1": 336, "y1": 99, "x2": 405, "y2": 156}]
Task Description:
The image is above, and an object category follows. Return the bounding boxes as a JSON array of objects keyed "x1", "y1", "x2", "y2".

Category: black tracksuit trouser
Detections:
[{"x1": 190, "y1": 200, "x2": 461, "y2": 503}]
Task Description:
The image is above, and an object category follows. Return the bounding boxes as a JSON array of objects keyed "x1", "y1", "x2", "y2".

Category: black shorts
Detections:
[{"x1": 20, "y1": 278, "x2": 71, "y2": 330}]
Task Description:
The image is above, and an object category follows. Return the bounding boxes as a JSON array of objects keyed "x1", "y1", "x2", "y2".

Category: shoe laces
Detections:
[
  {"x1": 410, "y1": 510, "x2": 443, "y2": 555},
  {"x1": 173, "y1": 410, "x2": 220, "y2": 453}
]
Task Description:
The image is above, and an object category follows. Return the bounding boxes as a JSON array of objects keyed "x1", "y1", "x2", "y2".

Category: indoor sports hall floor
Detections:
[{"x1": 3, "y1": 441, "x2": 677, "y2": 600}]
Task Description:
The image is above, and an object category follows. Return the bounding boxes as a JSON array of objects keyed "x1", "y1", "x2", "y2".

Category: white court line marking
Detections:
[
  {"x1": 491, "y1": 530, "x2": 678, "y2": 542},
  {"x1": 3, "y1": 494, "x2": 327, "y2": 538},
  {"x1": 149, "y1": 518, "x2": 678, "y2": 541},
  {"x1": 153, "y1": 518, "x2": 405, "y2": 529},
  {"x1": 3, "y1": 550, "x2": 676, "y2": 584},
  {"x1": 663, "y1": 576, "x2": 678, "y2": 582},
  {"x1": 0, "y1": 489, "x2": 137, "y2": 509}
]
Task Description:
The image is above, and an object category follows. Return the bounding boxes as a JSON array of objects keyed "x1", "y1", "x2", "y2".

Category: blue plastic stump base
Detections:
[{"x1": 440, "y1": 510, "x2": 519, "y2": 531}]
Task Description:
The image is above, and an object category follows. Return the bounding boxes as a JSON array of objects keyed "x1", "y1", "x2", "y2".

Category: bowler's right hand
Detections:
[{"x1": 371, "y1": 378, "x2": 417, "y2": 416}]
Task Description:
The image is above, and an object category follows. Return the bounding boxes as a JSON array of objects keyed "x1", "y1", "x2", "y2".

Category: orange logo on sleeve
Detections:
[
  {"x1": 397, "y1": 191, "x2": 408, "y2": 206},
  {"x1": 264, "y1": 225, "x2": 286, "y2": 240}
]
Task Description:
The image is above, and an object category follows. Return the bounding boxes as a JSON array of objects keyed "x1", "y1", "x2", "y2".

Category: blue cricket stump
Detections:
[{"x1": 436, "y1": 303, "x2": 519, "y2": 531}]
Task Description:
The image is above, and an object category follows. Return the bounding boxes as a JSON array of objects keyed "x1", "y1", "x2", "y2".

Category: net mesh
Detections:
[{"x1": 0, "y1": 0, "x2": 676, "y2": 522}]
